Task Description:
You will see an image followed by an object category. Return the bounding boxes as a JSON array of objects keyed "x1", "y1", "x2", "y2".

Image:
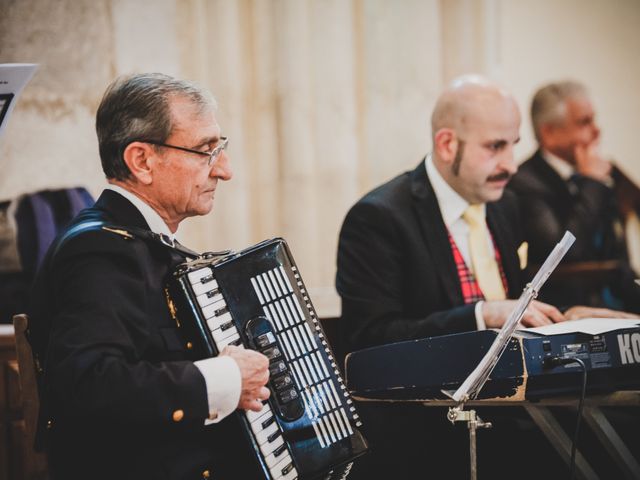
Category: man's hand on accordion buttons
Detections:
[{"x1": 221, "y1": 345, "x2": 271, "y2": 412}]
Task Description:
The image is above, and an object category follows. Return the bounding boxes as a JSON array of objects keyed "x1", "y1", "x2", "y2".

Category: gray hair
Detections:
[
  {"x1": 530, "y1": 81, "x2": 588, "y2": 142},
  {"x1": 96, "y1": 73, "x2": 216, "y2": 180}
]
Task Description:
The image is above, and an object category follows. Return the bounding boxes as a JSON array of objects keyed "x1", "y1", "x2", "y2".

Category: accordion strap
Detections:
[{"x1": 51, "y1": 220, "x2": 200, "y2": 260}]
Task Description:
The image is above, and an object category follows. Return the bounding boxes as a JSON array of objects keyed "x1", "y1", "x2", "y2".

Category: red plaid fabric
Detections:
[{"x1": 448, "y1": 231, "x2": 508, "y2": 304}]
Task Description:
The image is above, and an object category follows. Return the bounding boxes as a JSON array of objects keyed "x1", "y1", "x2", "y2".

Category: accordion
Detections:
[{"x1": 164, "y1": 238, "x2": 368, "y2": 479}]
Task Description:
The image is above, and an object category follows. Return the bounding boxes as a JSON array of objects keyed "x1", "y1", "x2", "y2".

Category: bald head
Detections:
[
  {"x1": 430, "y1": 75, "x2": 521, "y2": 204},
  {"x1": 431, "y1": 75, "x2": 517, "y2": 140}
]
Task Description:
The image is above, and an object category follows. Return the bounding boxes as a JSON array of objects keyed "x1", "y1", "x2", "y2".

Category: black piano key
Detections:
[
  {"x1": 205, "y1": 288, "x2": 220, "y2": 298},
  {"x1": 273, "y1": 444, "x2": 287, "y2": 458},
  {"x1": 220, "y1": 321, "x2": 234, "y2": 331},
  {"x1": 261, "y1": 415, "x2": 276, "y2": 429},
  {"x1": 281, "y1": 462, "x2": 294, "y2": 475},
  {"x1": 267, "y1": 430, "x2": 281, "y2": 443},
  {"x1": 200, "y1": 274, "x2": 214, "y2": 284},
  {"x1": 214, "y1": 305, "x2": 229, "y2": 316}
]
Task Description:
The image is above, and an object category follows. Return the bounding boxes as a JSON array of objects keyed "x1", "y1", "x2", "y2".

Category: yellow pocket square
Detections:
[{"x1": 517, "y1": 242, "x2": 528, "y2": 270}]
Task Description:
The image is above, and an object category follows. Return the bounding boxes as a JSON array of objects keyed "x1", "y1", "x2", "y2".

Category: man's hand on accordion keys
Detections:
[{"x1": 221, "y1": 345, "x2": 271, "y2": 412}]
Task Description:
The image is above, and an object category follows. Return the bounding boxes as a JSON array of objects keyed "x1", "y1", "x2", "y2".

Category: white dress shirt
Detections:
[
  {"x1": 106, "y1": 184, "x2": 241, "y2": 423},
  {"x1": 425, "y1": 156, "x2": 492, "y2": 330}
]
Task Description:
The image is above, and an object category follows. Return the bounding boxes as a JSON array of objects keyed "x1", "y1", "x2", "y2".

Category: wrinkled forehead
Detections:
[{"x1": 168, "y1": 96, "x2": 220, "y2": 137}]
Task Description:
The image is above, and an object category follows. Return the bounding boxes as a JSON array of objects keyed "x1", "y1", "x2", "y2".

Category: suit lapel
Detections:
[
  {"x1": 530, "y1": 150, "x2": 572, "y2": 199},
  {"x1": 410, "y1": 160, "x2": 464, "y2": 306}
]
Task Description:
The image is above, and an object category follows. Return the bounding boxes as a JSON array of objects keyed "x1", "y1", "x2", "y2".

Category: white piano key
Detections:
[
  {"x1": 271, "y1": 455, "x2": 293, "y2": 480},
  {"x1": 260, "y1": 433, "x2": 284, "y2": 457},
  {"x1": 274, "y1": 266, "x2": 289, "y2": 295},
  {"x1": 312, "y1": 421, "x2": 326, "y2": 448},
  {"x1": 327, "y1": 411, "x2": 345, "y2": 441},
  {"x1": 300, "y1": 389, "x2": 317, "y2": 419},
  {"x1": 279, "y1": 331, "x2": 295, "y2": 361},
  {"x1": 294, "y1": 326, "x2": 311, "y2": 354},
  {"x1": 314, "y1": 351, "x2": 331, "y2": 379},
  {"x1": 196, "y1": 289, "x2": 222, "y2": 308},
  {"x1": 339, "y1": 407, "x2": 355, "y2": 436},
  {"x1": 303, "y1": 323, "x2": 319, "y2": 349},
  {"x1": 206, "y1": 312, "x2": 234, "y2": 332},
  {"x1": 315, "y1": 417, "x2": 331, "y2": 448},
  {"x1": 212, "y1": 325, "x2": 239, "y2": 344},
  {"x1": 256, "y1": 275, "x2": 271, "y2": 302},
  {"x1": 250, "y1": 277, "x2": 265, "y2": 305},
  {"x1": 285, "y1": 296, "x2": 302, "y2": 323},
  {"x1": 201, "y1": 300, "x2": 228, "y2": 320},
  {"x1": 291, "y1": 295, "x2": 306, "y2": 324},
  {"x1": 216, "y1": 332, "x2": 240, "y2": 349},
  {"x1": 280, "y1": 298, "x2": 297, "y2": 327},
  {"x1": 321, "y1": 382, "x2": 337, "y2": 410},
  {"x1": 188, "y1": 267, "x2": 213, "y2": 285},
  {"x1": 255, "y1": 421, "x2": 280, "y2": 446},
  {"x1": 245, "y1": 404, "x2": 272, "y2": 423},
  {"x1": 267, "y1": 304, "x2": 283, "y2": 332},
  {"x1": 321, "y1": 415, "x2": 338, "y2": 444},
  {"x1": 332, "y1": 409, "x2": 349, "y2": 439},
  {"x1": 296, "y1": 358, "x2": 313, "y2": 387},
  {"x1": 310, "y1": 385, "x2": 326, "y2": 413},
  {"x1": 268, "y1": 270, "x2": 283, "y2": 297},
  {"x1": 285, "y1": 330, "x2": 301, "y2": 358},
  {"x1": 264, "y1": 442, "x2": 289, "y2": 468},
  {"x1": 328, "y1": 381, "x2": 343, "y2": 408},
  {"x1": 274, "y1": 301, "x2": 291, "y2": 328},
  {"x1": 279, "y1": 266, "x2": 294, "y2": 293},
  {"x1": 303, "y1": 355, "x2": 321, "y2": 384},
  {"x1": 261, "y1": 272, "x2": 277, "y2": 301},
  {"x1": 309, "y1": 351, "x2": 326, "y2": 381}
]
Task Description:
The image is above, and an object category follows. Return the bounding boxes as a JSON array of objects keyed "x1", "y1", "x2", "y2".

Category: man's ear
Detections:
[
  {"x1": 122, "y1": 142, "x2": 155, "y2": 185},
  {"x1": 434, "y1": 128, "x2": 458, "y2": 165}
]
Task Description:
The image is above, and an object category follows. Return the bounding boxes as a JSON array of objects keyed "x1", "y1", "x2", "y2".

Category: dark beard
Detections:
[{"x1": 452, "y1": 140, "x2": 466, "y2": 175}]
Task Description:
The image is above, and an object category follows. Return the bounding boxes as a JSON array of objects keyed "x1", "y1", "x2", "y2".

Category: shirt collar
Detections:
[
  {"x1": 541, "y1": 149, "x2": 575, "y2": 180},
  {"x1": 425, "y1": 154, "x2": 477, "y2": 227},
  {"x1": 106, "y1": 184, "x2": 177, "y2": 240}
]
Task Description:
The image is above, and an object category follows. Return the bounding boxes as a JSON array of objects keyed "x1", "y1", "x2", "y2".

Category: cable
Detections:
[{"x1": 543, "y1": 356, "x2": 588, "y2": 480}]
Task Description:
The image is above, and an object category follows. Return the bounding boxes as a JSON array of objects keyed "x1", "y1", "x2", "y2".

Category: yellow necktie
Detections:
[{"x1": 462, "y1": 204, "x2": 506, "y2": 300}]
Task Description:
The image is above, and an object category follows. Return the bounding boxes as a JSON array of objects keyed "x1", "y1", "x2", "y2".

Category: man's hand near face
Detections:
[{"x1": 574, "y1": 139, "x2": 612, "y2": 184}]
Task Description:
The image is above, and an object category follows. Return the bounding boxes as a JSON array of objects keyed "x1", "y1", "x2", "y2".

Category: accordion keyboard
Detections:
[
  {"x1": 188, "y1": 270, "x2": 298, "y2": 480},
  {"x1": 166, "y1": 238, "x2": 368, "y2": 479}
]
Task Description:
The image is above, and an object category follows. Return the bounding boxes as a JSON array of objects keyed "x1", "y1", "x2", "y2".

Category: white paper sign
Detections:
[{"x1": 0, "y1": 63, "x2": 38, "y2": 141}]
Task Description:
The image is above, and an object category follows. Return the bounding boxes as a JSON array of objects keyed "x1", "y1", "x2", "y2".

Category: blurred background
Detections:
[{"x1": 1, "y1": 0, "x2": 639, "y2": 316}]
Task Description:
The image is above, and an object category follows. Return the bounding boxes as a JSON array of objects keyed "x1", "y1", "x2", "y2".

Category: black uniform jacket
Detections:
[
  {"x1": 336, "y1": 159, "x2": 525, "y2": 354},
  {"x1": 28, "y1": 190, "x2": 230, "y2": 480}
]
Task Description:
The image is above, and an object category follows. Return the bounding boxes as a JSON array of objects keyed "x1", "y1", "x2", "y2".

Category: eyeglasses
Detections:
[{"x1": 141, "y1": 136, "x2": 229, "y2": 166}]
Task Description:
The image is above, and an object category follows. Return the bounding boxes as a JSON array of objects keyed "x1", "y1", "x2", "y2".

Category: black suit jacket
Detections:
[
  {"x1": 508, "y1": 150, "x2": 640, "y2": 311},
  {"x1": 28, "y1": 190, "x2": 231, "y2": 480},
  {"x1": 336, "y1": 160, "x2": 525, "y2": 354}
]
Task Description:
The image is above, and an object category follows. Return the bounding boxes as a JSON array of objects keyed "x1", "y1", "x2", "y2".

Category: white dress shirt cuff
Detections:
[
  {"x1": 194, "y1": 355, "x2": 241, "y2": 424},
  {"x1": 474, "y1": 301, "x2": 487, "y2": 331}
]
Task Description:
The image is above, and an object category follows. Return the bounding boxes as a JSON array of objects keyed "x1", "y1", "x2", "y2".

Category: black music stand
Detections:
[{"x1": 443, "y1": 232, "x2": 575, "y2": 480}]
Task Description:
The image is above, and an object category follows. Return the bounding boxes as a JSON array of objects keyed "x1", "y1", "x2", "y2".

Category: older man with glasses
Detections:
[{"x1": 27, "y1": 73, "x2": 270, "y2": 480}]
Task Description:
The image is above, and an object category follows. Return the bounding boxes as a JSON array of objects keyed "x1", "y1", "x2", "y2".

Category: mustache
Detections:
[{"x1": 487, "y1": 171, "x2": 512, "y2": 182}]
